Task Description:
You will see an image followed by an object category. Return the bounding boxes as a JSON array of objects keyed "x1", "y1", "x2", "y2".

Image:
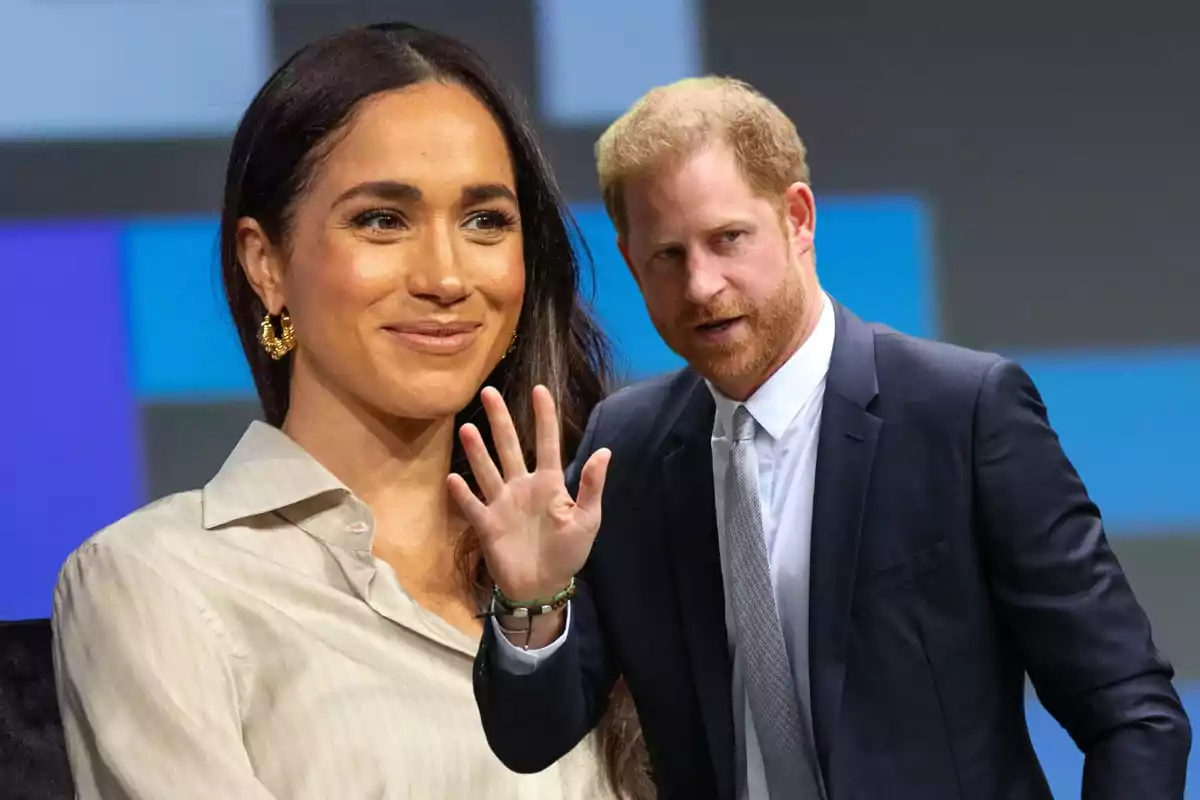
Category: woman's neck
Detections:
[
  {"x1": 281, "y1": 363, "x2": 482, "y2": 637},
  {"x1": 281, "y1": 365, "x2": 464, "y2": 559}
]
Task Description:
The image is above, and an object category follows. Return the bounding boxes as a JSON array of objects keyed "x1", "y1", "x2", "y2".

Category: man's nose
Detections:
[{"x1": 682, "y1": 253, "x2": 727, "y2": 306}]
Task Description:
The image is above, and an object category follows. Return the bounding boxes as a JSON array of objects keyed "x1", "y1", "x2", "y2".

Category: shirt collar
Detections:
[
  {"x1": 708, "y1": 291, "x2": 836, "y2": 441},
  {"x1": 202, "y1": 421, "x2": 351, "y2": 530}
]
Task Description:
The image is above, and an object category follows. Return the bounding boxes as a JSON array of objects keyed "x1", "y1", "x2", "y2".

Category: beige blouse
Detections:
[{"x1": 53, "y1": 421, "x2": 615, "y2": 800}]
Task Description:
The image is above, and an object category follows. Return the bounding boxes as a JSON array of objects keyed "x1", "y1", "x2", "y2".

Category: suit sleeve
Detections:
[
  {"x1": 473, "y1": 399, "x2": 621, "y2": 774},
  {"x1": 489, "y1": 602, "x2": 572, "y2": 674},
  {"x1": 973, "y1": 359, "x2": 1191, "y2": 799},
  {"x1": 53, "y1": 541, "x2": 278, "y2": 800}
]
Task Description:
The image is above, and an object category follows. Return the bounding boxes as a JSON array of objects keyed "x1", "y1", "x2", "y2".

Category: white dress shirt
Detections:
[
  {"x1": 496, "y1": 293, "x2": 836, "y2": 799},
  {"x1": 709, "y1": 292, "x2": 835, "y2": 798}
]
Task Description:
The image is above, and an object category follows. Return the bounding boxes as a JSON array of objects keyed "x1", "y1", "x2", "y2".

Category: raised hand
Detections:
[{"x1": 446, "y1": 384, "x2": 610, "y2": 607}]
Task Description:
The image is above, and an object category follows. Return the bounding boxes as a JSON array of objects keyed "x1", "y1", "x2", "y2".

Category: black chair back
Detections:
[{"x1": 0, "y1": 619, "x2": 73, "y2": 799}]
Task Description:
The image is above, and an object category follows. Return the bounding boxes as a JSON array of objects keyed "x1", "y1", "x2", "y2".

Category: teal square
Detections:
[{"x1": 124, "y1": 217, "x2": 254, "y2": 399}]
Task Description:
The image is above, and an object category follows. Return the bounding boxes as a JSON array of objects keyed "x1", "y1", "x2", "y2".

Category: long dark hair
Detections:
[{"x1": 218, "y1": 23, "x2": 651, "y2": 798}]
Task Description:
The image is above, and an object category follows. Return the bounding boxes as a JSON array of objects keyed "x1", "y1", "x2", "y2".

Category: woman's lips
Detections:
[{"x1": 383, "y1": 320, "x2": 483, "y2": 355}]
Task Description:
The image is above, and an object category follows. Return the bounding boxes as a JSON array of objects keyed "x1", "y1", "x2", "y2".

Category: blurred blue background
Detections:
[{"x1": 1, "y1": 1, "x2": 1196, "y2": 795}]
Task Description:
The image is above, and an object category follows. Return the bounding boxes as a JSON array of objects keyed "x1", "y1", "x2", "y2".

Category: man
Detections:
[{"x1": 461, "y1": 77, "x2": 1191, "y2": 798}]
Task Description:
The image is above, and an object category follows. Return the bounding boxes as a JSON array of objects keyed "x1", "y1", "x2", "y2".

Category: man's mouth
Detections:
[{"x1": 695, "y1": 316, "x2": 743, "y2": 334}]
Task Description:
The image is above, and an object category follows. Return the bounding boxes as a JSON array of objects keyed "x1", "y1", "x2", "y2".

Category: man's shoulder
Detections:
[
  {"x1": 869, "y1": 323, "x2": 1006, "y2": 397},
  {"x1": 604, "y1": 367, "x2": 698, "y2": 411},
  {"x1": 591, "y1": 367, "x2": 702, "y2": 446}
]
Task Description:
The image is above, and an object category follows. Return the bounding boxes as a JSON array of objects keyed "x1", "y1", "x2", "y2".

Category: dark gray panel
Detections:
[
  {"x1": 0, "y1": 138, "x2": 229, "y2": 217},
  {"x1": 270, "y1": 0, "x2": 537, "y2": 109},
  {"x1": 1110, "y1": 534, "x2": 1200, "y2": 680},
  {"x1": 140, "y1": 394, "x2": 1200, "y2": 680},
  {"x1": 704, "y1": 1, "x2": 1200, "y2": 349},
  {"x1": 142, "y1": 401, "x2": 263, "y2": 501},
  {"x1": 536, "y1": 125, "x2": 609, "y2": 203},
  {"x1": 269, "y1": 2, "x2": 607, "y2": 214}
]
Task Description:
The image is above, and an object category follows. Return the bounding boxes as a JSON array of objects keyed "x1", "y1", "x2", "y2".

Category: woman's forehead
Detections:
[{"x1": 316, "y1": 84, "x2": 516, "y2": 195}]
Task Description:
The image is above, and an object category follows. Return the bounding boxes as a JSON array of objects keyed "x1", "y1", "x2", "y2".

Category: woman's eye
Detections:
[
  {"x1": 353, "y1": 210, "x2": 406, "y2": 231},
  {"x1": 464, "y1": 210, "x2": 518, "y2": 232}
]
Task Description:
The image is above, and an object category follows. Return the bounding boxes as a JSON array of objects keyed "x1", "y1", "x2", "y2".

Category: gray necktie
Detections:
[{"x1": 727, "y1": 405, "x2": 822, "y2": 799}]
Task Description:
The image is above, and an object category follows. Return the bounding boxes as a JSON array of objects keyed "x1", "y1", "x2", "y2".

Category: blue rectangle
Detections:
[
  {"x1": 573, "y1": 197, "x2": 1199, "y2": 534},
  {"x1": 573, "y1": 204, "x2": 686, "y2": 379},
  {"x1": 572, "y1": 196, "x2": 937, "y2": 380},
  {"x1": 1014, "y1": 348, "x2": 1200, "y2": 535},
  {"x1": 124, "y1": 200, "x2": 936, "y2": 399},
  {"x1": 816, "y1": 194, "x2": 937, "y2": 340},
  {"x1": 0, "y1": 0, "x2": 269, "y2": 140},
  {"x1": 0, "y1": 222, "x2": 143, "y2": 620},
  {"x1": 124, "y1": 218, "x2": 255, "y2": 400},
  {"x1": 535, "y1": 0, "x2": 701, "y2": 124}
]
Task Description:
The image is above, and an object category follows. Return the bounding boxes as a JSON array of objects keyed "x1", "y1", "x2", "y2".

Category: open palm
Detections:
[{"x1": 447, "y1": 385, "x2": 610, "y2": 603}]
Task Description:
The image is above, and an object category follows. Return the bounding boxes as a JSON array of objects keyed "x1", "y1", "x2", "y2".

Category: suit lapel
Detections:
[
  {"x1": 661, "y1": 380, "x2": 737, "y2": 800},
  {"x1": 808, "y1": 302, "x2": 882, "y2": 777},
  {"x1": 655, "y1": 302, "x2": 880, "y2": 794}
]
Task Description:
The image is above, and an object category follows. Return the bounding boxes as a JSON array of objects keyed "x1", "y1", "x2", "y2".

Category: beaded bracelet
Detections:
[{"x1": 491, "y1": 577, "x2": 576, "y2": 619}]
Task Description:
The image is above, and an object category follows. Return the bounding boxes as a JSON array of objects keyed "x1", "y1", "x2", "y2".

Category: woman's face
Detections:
[{"x1": 240, "y1": 81, "x2": 525, "y2": 421}]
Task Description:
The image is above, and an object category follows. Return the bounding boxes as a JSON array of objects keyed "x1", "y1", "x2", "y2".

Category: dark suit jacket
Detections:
[{"x1": 475, "y1": 301, "x2": 1191, "y2": 799}]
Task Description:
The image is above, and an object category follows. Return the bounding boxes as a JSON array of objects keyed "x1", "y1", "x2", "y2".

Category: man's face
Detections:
[{"x1": 619, "y1": 141, "x2": 816, "y2": 399}]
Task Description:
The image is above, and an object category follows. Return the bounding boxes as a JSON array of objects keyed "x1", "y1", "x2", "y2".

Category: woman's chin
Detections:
[{"x1": 375, "y1": 381, "x2": 482, "y2": 422}]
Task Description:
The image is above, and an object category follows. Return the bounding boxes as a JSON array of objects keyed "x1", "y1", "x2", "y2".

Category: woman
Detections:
[{"x1": 52, "y1": 23, "x2": 650, "y2": 800}]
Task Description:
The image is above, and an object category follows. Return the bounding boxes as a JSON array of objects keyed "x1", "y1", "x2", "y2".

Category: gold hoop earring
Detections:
[
  {"x1": 259, "y1": 311, "x2": 296, "y2": 361},
  {"x1": 504, "y1": 330, "x2": 517, "y2": 358}
]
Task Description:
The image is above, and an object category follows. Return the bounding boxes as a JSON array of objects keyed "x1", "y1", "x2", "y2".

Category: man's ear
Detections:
[
  {"x1": 783, "y1": 182, "x2": 816, "y2": 256},
  {"x1": 236, "y1": 217, "x2": 287, "y2": 313},
  {"x1": 617, "y1": 236, "x2": 643, "y2": 290}
]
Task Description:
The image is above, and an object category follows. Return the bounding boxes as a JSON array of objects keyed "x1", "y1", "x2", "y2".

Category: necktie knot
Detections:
[{"x1": 732, "y1": 405, "x2": 757, "y2": 443}]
